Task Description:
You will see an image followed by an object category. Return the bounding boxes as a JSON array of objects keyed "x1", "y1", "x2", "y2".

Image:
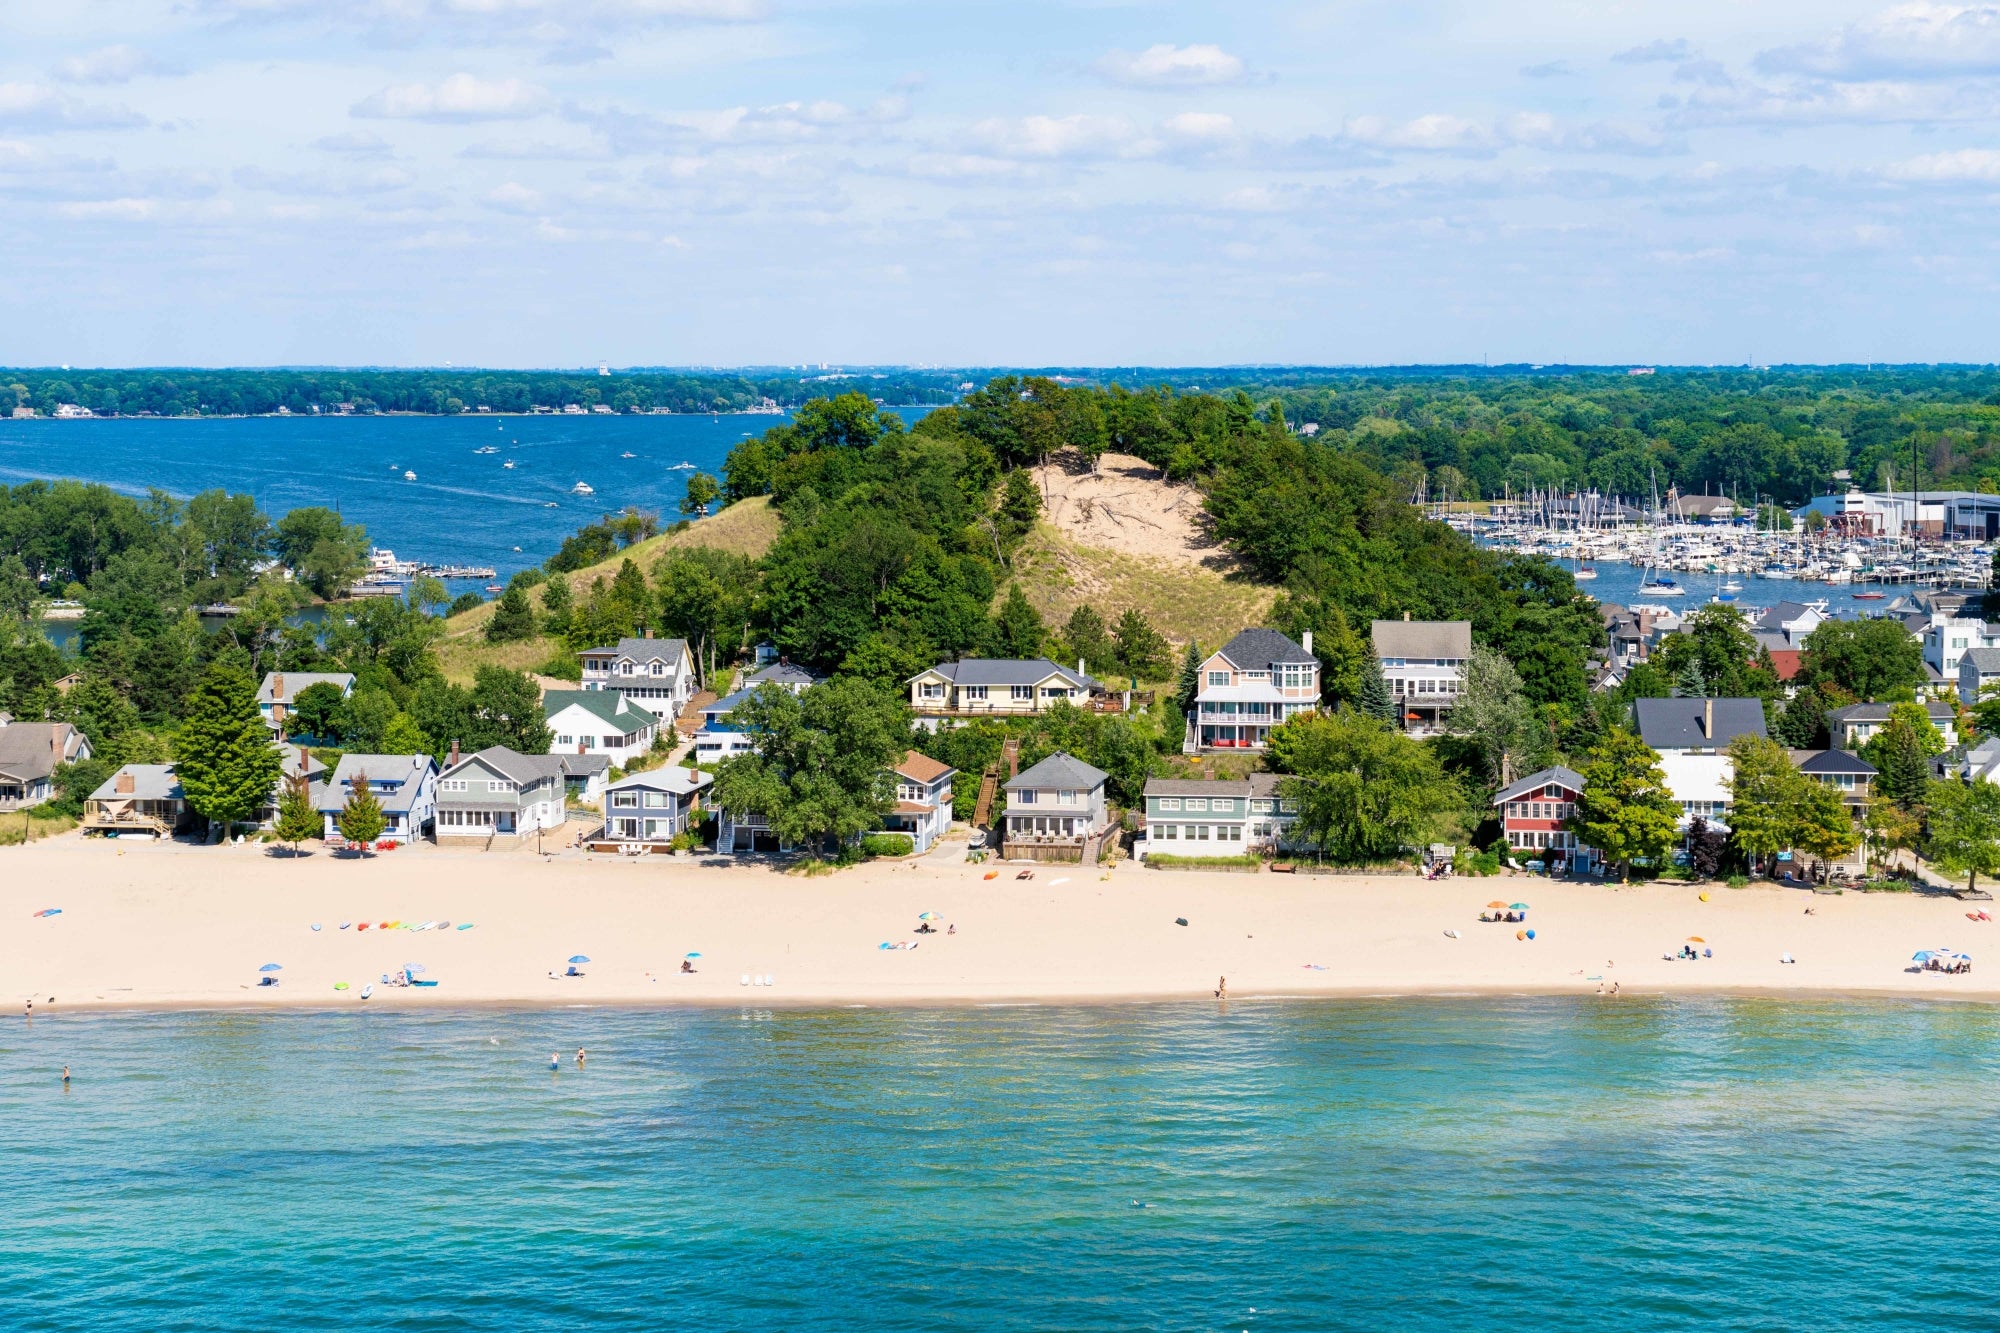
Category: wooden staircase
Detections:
[{"x1": 971, "y1": 739, "x2": 1022, "y2": 828}]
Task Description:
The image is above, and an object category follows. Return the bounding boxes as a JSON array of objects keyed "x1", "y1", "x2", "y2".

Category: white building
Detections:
[
  {"x1": 577, "y1": 637, "x2": 697, "y2": 720},
  {"x1": 544, "y1": 689, "x2": 659, "y2": 760}
]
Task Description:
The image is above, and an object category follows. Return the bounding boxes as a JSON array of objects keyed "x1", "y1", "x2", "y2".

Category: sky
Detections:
[{"x1": 4, "y1": 1, "x2": 2000, "y2": 367}]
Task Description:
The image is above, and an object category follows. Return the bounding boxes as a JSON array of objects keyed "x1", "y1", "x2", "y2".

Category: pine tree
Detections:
[
  {"x1": 485, "y1": 585, "x2": 537, "y2": 643},
  {"x1": 1113, "y1": 609, "x2": 1171, "y2": 681},
  {"x1": 539, "y1": 574, "x2": 574, "y2": 638},
  {"x1": 175, "y1": 660, "x2": 283, "y2": 834},
  {"x1": 1059, "y1": 605, "x2": 1113, "y2": 674},
  {"x1": 1175, "y1": 640, "x2": 1203, "y2": 714},
  {"x1": 1872, "y1": 718, "x2": 1932, "y2": 809},
  {"x1": 994, "y1": 584, "x2": 1046, "y2": 658},
  {"x1": 1358, "y1": 644, "x2": 1396, "y2": 724},
  {"x1": 337, "y1": 770, "x2": 388, "y2": 849},
  {"x1": 272, "y1": 769, "x2": 321, "y2": 855},
  {"x1": 1677, "y1": 660, "x2": 1708, "y2": 698}
]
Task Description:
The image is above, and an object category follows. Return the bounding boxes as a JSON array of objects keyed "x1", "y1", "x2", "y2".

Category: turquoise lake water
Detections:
[{"x1": 4, "y1": 997, "x2": 1998, "y2": 1330}]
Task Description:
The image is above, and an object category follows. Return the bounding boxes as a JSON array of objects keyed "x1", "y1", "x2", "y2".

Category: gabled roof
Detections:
[
  {"x1": 1215, "y1": 628, "x2": 1315, "y2": 668},
  {"x1": 1793, "y1": 749, "x2": 1878, "y2": 776},
  {"x1": 257, "y1": 671, "x2": 354, "y2": 705},
  {"x1": 444, "y1": 745, "x2": 569, "y2": 786},
  {"x1": 1144, "y1": 777, "x2": 1253, "y2": 798},
  {"x1": 1826, "y1": 700, "x2": 1955, "y2": 724},
  {"x1": 893, "y1": 750, "x2": 955, "y2": 784},
  {"x1": 89, "y1": 763, "x2": 183, "y2": 803},
  {"x1": 1370, "y1": 620, "x2": 1472, "y2": 660},
  {"x1": 312, "y1": 753, "x2": 438, "y2": 814},
  {"x1": 745, "y1": 662, "x2": 818, "y2": 690},
  {"x1": 1756, "y1": 601, "x2": 1824, "y2": 628},
  {"x1": 577, "y1": 637, "x2": 690, "y2": 666},
  {"x1": 1962, "y1": 647, "x2": 2000, "y2": 673},
  {"x1": 544, "y1": 689, "x2": 654, "y2": 729},
  {"x1": 606, "y1": 766, "x2": 711, "y2": 796},
  {"x1": 1492, "y1": 765, "x2": 1588, "y2": 805},
  {"x1": 914, "y1": 658, "x2": 1095, "y2": 689},
  {"x1": 1005, "y1": 751, "x2": 1108, "y2": 791},
  {"x1": 1634, "y1": 696, "x2": 1768, "y2": 749},
  {"x1": 0, "y1": 722, "x2": 81, "y2": 783}
]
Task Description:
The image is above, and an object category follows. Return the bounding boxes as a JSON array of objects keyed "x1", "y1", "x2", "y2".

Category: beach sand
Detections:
[{"x1": 5, "y1": 834, "x2": 1997, "y2": 1010}]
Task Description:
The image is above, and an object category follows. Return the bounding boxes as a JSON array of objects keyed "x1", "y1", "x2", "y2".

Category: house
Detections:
[
  {"x1": 1601, "y1": 603, "x2": 1649, "y2": 672},
  {"x1": 692, "y1": 688, "x2": 761, "y2": 764},
  {"x1": 1959, "y1": 647, "x2": 2000, "y2": 706},
  {"x1": 1826, "y1": 700, "x2": 1957, "y2": 750},
  {"x1": 1371, "y1": 618, "x2": 1472, "y2": 735},
  {"x1": 1923, "y1": 614, "x2": 2000, "y2": 679},
  {"x1": 1001, "y1": 751, "x2": 1110, "y2": 862},
  {"x1": 742, "y1": 661, "x2": 818, "y2": 694},
  {"x1": 434, "y1": 746, "x2": 574, "y2": 842},
  {"x1": 544, "y1": 689, "x2": 659, "y2": 759},
  {"x1": 1751, "y1": 601, "x2": 1828, "y2": 644},
  {"x1": 1635, "y1": 696, "x2": 1769, "y2": 754},
  {"x1": 312, "y1": 753, "x2": 439, "y2": 843},
  {"x1": 256, "y1": 672, "x2": 354, "y2": 733},
  {"x1": 883, "y1": 751, "x2": 956, "y2": 854},
  {"x1": 589, "y1": 766, "x2": 712, "y2": 854},
  {"x1": 1137, "y1": 774, "x2": 1297, "y2": 860},
  {"x1": 1491, "y1": 766, "x2": 1597, "y2": 873},
  {"x1": 260, "y1": 745, "x2": 329, "y2": 826},
  {"x1": 83, "y1": 765, "x2": 187, "y2": 836},
  {"x1": 577, "y1": 636, "x2": 697, "y2": 718},
  {"x1": 907, "y1": 658, "x2": 1096, "y2": 716},
  {"x1": 1182, "y1": 628, "x2": 1320, "y2": 752},
  {"x1": 555, "y1": 753, "x2": 611, "y2": 803},
  {"x1": 1674, "y1": 493, "x2": 1746, "y2": 523},
  {"x1": 0, "y1": 720, "x2": 91, "y2": 811},
  {"x1": 1790, "y1": 748, "x2": 1877, "y2": 872},
  {"x1": 1660, "y1": 751, "x2": 1736, "y2": 831}
]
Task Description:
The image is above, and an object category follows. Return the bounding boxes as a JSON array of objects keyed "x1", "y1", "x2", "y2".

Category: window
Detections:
[
  {"x1": 1185, "y1": 798, "x2": 1207, "y2": 812},
  {"x1": 1011, "y1": 685, "x2": 1033, "y2": 701},
  {"x1": 965, "y1": 685, "x2": 988, "y2": 701},
  {"x1": 442, "y1": 779, "x2": 467, "y2": 793},
  {"x1": 1058, "y1": 790, "x2": 1077, "y2": 804},
  {"x1": 1015, "y1": 789, "x2": 1036, "y2": 805},
  {"x1": 613, "y1": 793, "x2": 639, "y2": 809},
  {"x1": 1251, "y1": 799, "x2": 1273, "y2": 813},
  {"x1": 1279, "y1": 799, "x2": 1297, "y2": 813},
  {"x1": 1159, "y1": 798, "x2": 1182, "y2": 812},
  {"x1": 651, "y1": 662, "x2": 664, "y2": 676},
  {"x1": 557, "y1": 734, "x2": 573, "y2": 747},
  {"x1": 1197, "y1": 825, "x2": 1211, "y2": 840},
  {"x1": 645, "y1": 792, "x2": 669, "y2": 808},
  {"x1": 1162, "y1": 824, "x2": 1178, "y2": 839},
  {"x1": 488, "y1": 780, "x2": 516, "y2": 794},
  {"x1": 1042, "y1": 687, "x2": 1065, "y2": 698},
  {"x1": 920, "y1": 682, "x2": 943, "y2": 699}
]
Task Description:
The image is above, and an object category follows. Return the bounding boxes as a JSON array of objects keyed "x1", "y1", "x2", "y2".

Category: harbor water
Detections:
[{"x1": 5, "y1": 998, "x2": 2000, "y2": 1330}]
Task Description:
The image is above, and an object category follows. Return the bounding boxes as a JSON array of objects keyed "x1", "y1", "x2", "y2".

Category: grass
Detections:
[
  {"x1": 1142, "y1": 852, "x2": 1263, "y2": 870},
  {"x1": 434, "y1": 497, "x2": 780, "y2": 686},
  {"x1": 1009, "y1": 520, "x2": 1278, "y2": 658},
  {"x1": 0, "y1": 811, "x2": 79, "y2": 846}
]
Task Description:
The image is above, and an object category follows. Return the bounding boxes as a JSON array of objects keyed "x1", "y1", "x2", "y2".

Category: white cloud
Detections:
[
  {"x1": 1758, "y1": 3, "x2": 2000, "y2": 80},
  {"x1": 1520, "y1": 60, "x2": 1576, "y2": 79},
  {"x1": 1614, "y1": 38, "x2": 1695, "y2": 64},
  {"x1": 1343, "y1": 113, "x2": 1497, "y2": 153},
  {"x1": 1162, "y1": 111, "x2": 1236, "y2": 140},
  {"x1": 0, "y1": 83, "x2": 147, "y2": 130},
  {"x1": 313, "y1": 130, "x2": 394, "y2": 157},
  {"x1": 1885, "y1": 146, "x2": 2000, "y2": 179},
  {"x1": 1096, "y1": 43, "x2": 1246, "y2": 88},
  {"x1": 484, "y1": 180, "x2": 545, "y2": 211},
  {"x1": 968, "y1": 114, "x2": 1143, "y2": 159},
  {"x1": 352, "y1": 74, "x2": 552, "y2": 122},
  {"x1": 460, "y1": 137, "x2": 612, "y2": 159},
  {"x1": 55, "y1": 46, "x2": 177, "y2": 85}
]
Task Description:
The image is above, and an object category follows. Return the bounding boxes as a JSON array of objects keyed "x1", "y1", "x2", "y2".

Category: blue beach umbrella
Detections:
[
  {"x1": 684, "y1": 951, "x2": 702, "y2": 959},
  {"x1": 404, "y1": 963, "x2": 426, "y2": 975},
  {"x1": 259, "y1": 963, "x2": 283, "y2": 972},
  {"x1": 568, "y1": 955, "x2": 591, "y2": 964}
]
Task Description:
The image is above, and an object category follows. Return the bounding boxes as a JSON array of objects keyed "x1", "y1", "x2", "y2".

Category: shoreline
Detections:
[{"x1": 10, "y1": 832, "x2": 1999, "y2": 1015}]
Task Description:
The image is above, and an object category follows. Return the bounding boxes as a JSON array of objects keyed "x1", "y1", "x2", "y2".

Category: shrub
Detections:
[
  {"x1": 1142, "y1": 852, "x2": 1262, "y2": 869},
  {"x1": 1726, "y1": 873, "x2": 1749, "y2": 889},
  {"x1": 448, "y1": 591, "x2": 485, "y2": 617},
  {"x1": 862, "y1": 832, "x2": 914, "y2": 858}
]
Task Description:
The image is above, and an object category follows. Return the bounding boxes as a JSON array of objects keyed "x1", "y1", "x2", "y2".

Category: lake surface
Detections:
[
  {"x1": 0, "y1": 409, "x2": 928, "y2": 585},
  {"x1": 5, "y1": 997, "x2": 1998, "y2": 1330}
]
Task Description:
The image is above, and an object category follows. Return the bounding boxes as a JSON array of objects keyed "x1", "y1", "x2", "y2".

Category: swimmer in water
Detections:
[
  {"x1": 549, "y1": 1052, "x2": 559, "y2": 1071},
  {"x1": 576, "y1": 1046, "x2": 586, "y2": 1068}
]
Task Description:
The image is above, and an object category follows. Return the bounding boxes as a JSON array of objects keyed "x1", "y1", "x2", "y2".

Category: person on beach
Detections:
[
  {"x1": 947, "y1": 924, "x2": 956, "y2": 936},
  {"x1": 1215, "y1": 976, "x2": 1227, "y2": 999},
  {"x1": 680, "y1": 960, "x2": 695, "y2": 974}
]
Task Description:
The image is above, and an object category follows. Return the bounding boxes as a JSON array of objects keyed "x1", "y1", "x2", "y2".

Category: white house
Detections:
[
  {"x1": 1825, "y1": 700, "x2": 1957, "y2": 750},
  {"x1": 1183, "y1": 629, "x2": 1320, "y2": 753},
  {"x1": 1924, "y1": 613, "x2": 2000, "y2": 679},
  {"x1": 313, "y1": 753, "x2": 439, "y2": 843},
  {"x1": 256, "y1": 672, "x2": 354, "y2": 733},
  {"x1": 1371, "y1": 618, "x2": 1472, "y2": 735},
  {"x1": 882, "y1": 750, "x2": 956, "y2": 854},
  {"x1": 907, "y1": 659, "x2": 1096, "y2": 715},
  {"x1": 1636, "y1": 696, "x2": 1769, "y2": 831},
  {"x1": 577, "y1": 636, "x2": 697, "y2": 719},
  {"x1": 692, "y1": 688, "x2": 761, "y2": 763},
  {"x1": 545, "y1": 689, "x2": 659, "y2": 759}
]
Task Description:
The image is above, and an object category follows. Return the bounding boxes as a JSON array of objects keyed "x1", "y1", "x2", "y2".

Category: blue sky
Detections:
[{"x1": 4, "y1": 1, "x2": 2000, "y2": 367}]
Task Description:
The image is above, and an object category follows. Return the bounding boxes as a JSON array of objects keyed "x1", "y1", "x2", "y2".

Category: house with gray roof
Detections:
[
  {"x1": 1184, "y1": 628, "x2": 1320, "y2": 753},
  {"x1": 577, "y1": 636, "x2": 696, "y2": 719},
  {"x1": 83, "y1": 764, "x2": 187, "y2": 836},
  {"x1": 434, "y1": 745, "x2": 582, "y2": 843},
  {"x1": 1371, "y1": 617, "x2": 1473, "y2": 735},
  {"x1": 743, "y1": 661, "x2": 818, "y2": 694},
  {"x1": 590, "y1": 765, "x2": 713, "y2": 854},
  {"x1": 1138, "y1": 772, "x2": 1295, "y2": 860},
  {"x1": 545, "y1": 688, "x2": 659, "y2": 760},
  {"x1": 907, "y1": 658, "x2": 1097, "y2": 716},
  {"x1": 1959, "y1": 646, "x2": 2000, "y2": 706},
  {"x1": 1492, "y1": 765, "x2": 1597, "y2": 873},
  {"x1": 313, "y1": 753, "x2": 439, "y2": 844},
  {"x1": 0, "y1": 720, "x2": 90, "y2": 811},
  {"x1": 256, "y1": 671, "x2": 354, "y2": 734},
  {"x1": 1002, "y1": 752, "x2": 1110, "y2": 861},
  {"x1": 1826, "y1": 700, "x2": 1957, "y2": 750},
  {"x1": 1635, "y1": 697, "x2": 1769, "y2": 754}
]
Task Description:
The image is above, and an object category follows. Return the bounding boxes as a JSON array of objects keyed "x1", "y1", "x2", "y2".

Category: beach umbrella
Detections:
[
  {"x1": 1687, "y1": 936, "x2": 1706, "y2": 944},
  {"x1": 1913, "y1": 950, "x2": 1938, "y2": 961},
  {"x1": 568, "y1": 954, "x2": 591, "y2": 964},
  {"x1": 404, "y1": 963, "x2": 426, "y2": 975},
  {"x1": 1486, "y1": 901, "x2": 1508, "y2": 909},
  {"x1": 684, "y1": 951, "x2": 702, "y2": 959},
  {"x1": 1509, "y1": 903, "x2": 1530, "y2": 911},
  {"x1": 259, "y1": 963, "x2": 283, "y2": 972},
  {"x1": 918, "y1": 912, "x2": 941, "y2": 921}
]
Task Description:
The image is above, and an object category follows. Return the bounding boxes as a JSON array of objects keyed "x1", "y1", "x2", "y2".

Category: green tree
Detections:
[
  {"x1": 1059, "y1": 605, "x2": 1115, "y2": 675},
  {"x1": 1797, "y1": 618, "x2": 1926, "y2": 700},
  {"x1": 709, "y1": 678, "x2": 912, "y2": 854},
  {"x1": 654, "y1": 546, "x2": 756, "y2": 687},
  {"x1": 1357, "y1": 643, "x2": 1395, "y2": 724},
  {"x1": 272, "y1": 769, "x2": 321, "y2": 855},
  {"x1": 1447, "y1": 646, "x2": 1551, "y2": 787},
  {"x1": 994, "y1": 584, "x2": 1046, "y2": 658},
  {"x1": 1772, "y1": 682, "x2": 1837, "y2": 749},
  {"x1": 1174, "y1": 640, "x2": 1203, "y2": 714},
  {"x1": 1112, "y1": 609, "x2": 1171, "y2": 681},
  {"x1": 470, "y1": 666, "x2": 553, "y2": 754},
  {"x1": 485, "y1": 584, "x2": 538, "y2": 644},
  {"x1": 336, "y1": 770, "x2": 389, "y2": 848},
  {"x1": 539, "y1": 572, "x2": 574, "y2": 630},
  {"x1": 680, "y1": 472, "x2": 720, "y2": 516},
  {"x1": 1924, "y1": 778, "x2": 2000, "y2": 894},
  {"x1": 1725, "y1": 735, "x2": 1801, "y2": 870},
  {"x1": 380, "y1": 711, "x2": 433, "y2": 756},
  {"x1": 1572, "y1": 728, "x2": 1680, "y2": 880},
  {"x1": 1793, "y1": 778, "x2": 1859, "y2": 878},
  {"x1": 174, "y1": 660, "x2": 283, "y2": 833},
  {"x1": 289, "y1": 680, "x2": 348, "y2": 743},
  {"x1": 271, "y1": 507, "x2": 367, "y2": 599},
  {"x1": 1267, "y1": 707, "x2": 1454, "y2": 864},
  {"x1": 407, "y1": 575, "x2": 449, "y2": 617},
  {"x1": 1862, "y1": 713, "x2": 1936, "y2": 808}
]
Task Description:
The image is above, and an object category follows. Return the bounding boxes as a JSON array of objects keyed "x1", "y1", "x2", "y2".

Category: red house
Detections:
[{"x1": 1492, "y1": 765, "x2": 1597, "y2": 873}]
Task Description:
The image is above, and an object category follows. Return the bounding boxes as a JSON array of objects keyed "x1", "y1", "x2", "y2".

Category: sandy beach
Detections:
[{"x1": 6, "y1": 833, "x2": 1998, "y2": 1011}]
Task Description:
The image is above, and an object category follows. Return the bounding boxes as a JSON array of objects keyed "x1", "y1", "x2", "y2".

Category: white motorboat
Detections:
[
  {"x1": 403, "y1": 470, "x2": 417, "y2": 481},
  {"x1": 571, "y1": 482, "x2": 594, "y2": 495},
  {"x1": 502, "y1": 461, "x2": 516, "y2": 469}
]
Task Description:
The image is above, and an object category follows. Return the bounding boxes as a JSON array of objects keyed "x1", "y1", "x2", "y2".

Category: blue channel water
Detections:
[
  {"x1": 0, "y1": 409, "x2": 928, "y2": 585},
  {"x1": 4, "y1": 997, "x2": 1999, "y2": 1331}
]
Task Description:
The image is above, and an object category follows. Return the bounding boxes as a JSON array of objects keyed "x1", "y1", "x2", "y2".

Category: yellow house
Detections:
[{"x1": 908, "y1": 658, "x2": 1097, "y2": 716}]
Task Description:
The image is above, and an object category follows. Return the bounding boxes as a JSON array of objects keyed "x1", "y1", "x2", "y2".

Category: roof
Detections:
[
  {"x1": 558, "y1": 753, "x2": 611, "y2": 779},
  {"x1": 1793, "y1": 749, "x2": 1879, "y2": 776},
  {"x1": 1005, "y1": 751, "x2": 1109, "y2": 792},
  {"x1": 1754, "y1": 601, "x2": 1824, "y2": 631},
  {"x1": 0, "y1": 722, "x2": 79, "y2": 783},
  {"x1": 1195, "y1": 682, "x2": 1290, "y2": 704},
  {"x1": 89, "y1": 763, "x2": 183, "y2": 803},
  {"x1": 893, "y1": 750, "x2": 955, "y2": 784},
  {"x1": 577, "y1": 637, "x2": 690, "y2": 667},
  {"x1": 1215, "y1": 628, "x2": 1315, "y2": 668},
  {"x1": 1370, "y1": 620, "x2": 1472, "y2": 661},
  {"x1": 1827, "y1": 701, "x2": 1955, "y2": 724},
  {"x1": 544, "y1": 689, "x2": 654, "y2": 729},
  {"x1": 445, "y1": 745, "x2": 569, "y2": 786},
  {"x1": 606, "y1": 766, "x2": 711, "y2": 796},
  {"x1": 1492, "y1": 765, "x2": 1588, "y2": 804},
  {"x1": 257, "y1": 672, "x2": 354, "y2": 705},
  {"x1": 312, "y1": 754, "x2": 437, "y2": 814},
  {"x1": 1247, "y1": 772, "x2": 1288, "y2": 798},
  {"x1": 913, "y1": 658, "x2": 1096, "y2": 689},
  {"x1": 1963, "y1": 647, "x2": 2000, "y2": 673},
  {"x1": 1144, "y1": 777, "x2": 1253, "y2": 798},
  {"x1": 1767, "y1": 650, "x2": 1803, "y2": 683},
  {"x1": 745, "y1": 662, "x2": 817, "y2": 689},
  {"x1": 1634, "y1": 697, "x2": 1769, "y2": 749}
]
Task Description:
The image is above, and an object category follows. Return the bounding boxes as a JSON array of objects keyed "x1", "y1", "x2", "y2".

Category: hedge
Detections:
[
  {"x1": 862, "y1": 833, "x2": 915, "y2": 857},
  {"x1": 1143, "y1": 853, "x2": 1262, "y2": 870}
]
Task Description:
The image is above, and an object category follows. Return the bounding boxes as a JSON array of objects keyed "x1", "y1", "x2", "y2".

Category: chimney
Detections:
[
  {"x1": 1403, "y1": 611, "x2": 1411, "y2": 622},
  {"x1": 116, "y1": 771, "x2": 134, "y2": 794},
  {"x1": 1704, "y1": 697, "x2": 1714, "y2": 738},
  {"x1": 1302, "y1": 630, "x2": 1313, "y2": 654},
  {"x1": 449, "y1": 740, "x2": 460, "y2": 768},
  {"x1": 272, "y1": 674, "x2": 283, "y2": 701}
]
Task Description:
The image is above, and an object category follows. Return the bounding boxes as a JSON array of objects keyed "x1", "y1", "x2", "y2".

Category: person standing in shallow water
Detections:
[
  {"x1": 549, "y1": 1052, "x2": 559, "y2": 1071},
  {"x1": 1215, "y1": 976, "x2": 1227, "y2": 999},
  {"x1": 576, "y1": 1047, "x2": 586, "y2": 1068}
]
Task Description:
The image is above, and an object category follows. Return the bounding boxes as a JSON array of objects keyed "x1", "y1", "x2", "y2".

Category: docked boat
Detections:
[
  {"x1": 1852, "y1": 591, "x2": 1886, "y2": 600},
  {"x1": 1572, "y1": 567, "x2": 1597, "y2": 581},
  {"x1": 1638, "y1": 575, "x2": 1685, "y2": 597}
]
